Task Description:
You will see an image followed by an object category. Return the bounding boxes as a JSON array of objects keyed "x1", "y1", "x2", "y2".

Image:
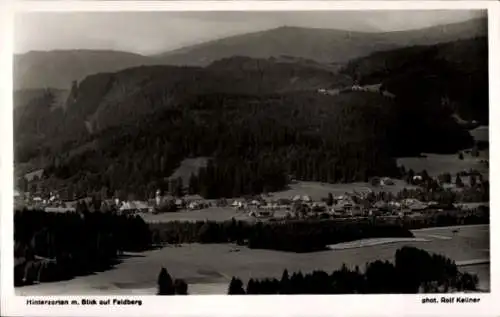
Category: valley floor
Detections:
[{"x1": 16, "y1": 224, "x2": 490, "y2": 295}]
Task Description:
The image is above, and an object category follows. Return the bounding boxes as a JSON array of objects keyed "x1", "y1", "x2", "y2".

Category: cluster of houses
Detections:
[
  {"x1": 226, "y1": 192, "x2": 473, "y2": 220},
  {"x1": 316, "y1": 83, "x2": 395, "y2": 98},
  {"x1": 16, "y1": 167, "x2": 486, "y2": 219},
  {"x1": 16, "y1": 187, "x2": 484, "y2": 221}
]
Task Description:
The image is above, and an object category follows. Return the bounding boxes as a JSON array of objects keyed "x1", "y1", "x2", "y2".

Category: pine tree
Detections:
[
  {"x1": 280, "y1": 269, "x2": 290, "y2": 294},
  {"x1": 174, "y1": 279, "x2": 188, "y2": 295},
  {"x1": 246, "y1": 278, "x2": 257, "y2": 294},
  {"x1": 157, "y1": 267, "x2": 175, "y2": 295},
  {"x1": 228, "y1": 277, "x2": 246, "y2": 295},
  {"x1": 407, "y1": 169, "x2": 415, "y2": 184},
  {"x1": 188, "y1": 173, "x2": 198, "y2": 195},
  {"x1": 470, "y1": 174, "x2": 477, "y2": 187},
  {"x1": 326, "y1": 193, "x2": 334, "y2": 206},
  {"x1": 175, "y1": 177, "x2": 184, "y2": 197},
  {"x1": 455, "y1": 175, "x2": 464, "y2": 188},
  {"x1": 421, "y1": 170, "x2": 429, "y2": 181}
]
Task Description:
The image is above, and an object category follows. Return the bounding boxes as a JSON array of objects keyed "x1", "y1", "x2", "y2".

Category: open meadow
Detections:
[
  {"x1": 140, "y1": 207, "x2": 256, "y2": 223},
  {"x1": 16, "y1": 224, "x2": 490, "y2": 295},
  {"x1": 397, "y1": 153, "x2": 488, "y2": 179},
  {"x1": 268, "y1": 180, "x2": 414, "y2": 201}
]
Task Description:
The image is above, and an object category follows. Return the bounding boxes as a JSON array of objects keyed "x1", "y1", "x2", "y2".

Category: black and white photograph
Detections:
[{"x1": 7, "y1": 3, "x2": 492, "y2": 303}]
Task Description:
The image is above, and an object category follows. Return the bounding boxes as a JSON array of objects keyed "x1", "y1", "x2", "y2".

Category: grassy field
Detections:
[
  {"x1": 469, "y1": 126, "x2": 489, "y2": 143},
  {"x1": 16, "y1": 224, "x2": 489, "y2": 295},
  {"x1": 397, "y1": 152, "x2": 488, "y2": 178},
  {"x1": 396, "y1": 125, "x2": 489, "y2": 178},
  {"x1": 268, "y1": 180, "x2": 413, "y2": 201},
  {"x1": 141, "y1": 207, "x2": 257, "y2": 223}
]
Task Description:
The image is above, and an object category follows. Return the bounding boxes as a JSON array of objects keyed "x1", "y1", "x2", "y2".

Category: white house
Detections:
[
  {"x1": 188, "y1": 201, "x2": 201, "y2": 210},
  {"x1": 119, "y1": 201, "x2": 149, "y2": 213},
  {"x1": 302, "y1": 195, "x2": 312, "y2": 202},
  {"x1": 231, "y1": 199, "x2": 246, "y2": 209},
  {"x1": 249, "y1": 200, "x2": 262, "y2": 206},
  {"x1": 413, "y1": 175, "x2": 423, "y2": 182}
]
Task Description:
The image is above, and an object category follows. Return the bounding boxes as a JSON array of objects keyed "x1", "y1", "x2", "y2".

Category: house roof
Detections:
[
  {"x1": 24, "y1": 169, "x2": 44, "y2": 182},
  {"x1": 374, "y1": 201, "x2": 388, "y2": 208},
  {"x1": 120, "y1": 201, "x2": 149, "y2": 210},
  {"x1": 45, "y1": 207, "x2": 76, "y2": 213},
  {"x1": 183, "y1": 194, "x2": 203, "y2": 201}
]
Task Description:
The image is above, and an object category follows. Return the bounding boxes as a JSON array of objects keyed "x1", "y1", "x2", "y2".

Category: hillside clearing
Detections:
[
  {"x1": 141, "y1": 207, "x2": 257, "y2": 223},
  {"x1": 470, "y1": 125, "x2": 489, "y2": 143},
  {"x1": 167, "y1": 157, "x2": 210, "y2": 185},
  {"x1": 397, "y1": 153, "x2": 488, "y2": 178},
  {"x1": 268, "y1": 180, "x2": 414, "y2": 202}
]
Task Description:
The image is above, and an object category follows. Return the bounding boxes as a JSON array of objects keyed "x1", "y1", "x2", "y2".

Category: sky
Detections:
[{"x1": 14, "y1": 10, "x2": 486, "y2": 55}]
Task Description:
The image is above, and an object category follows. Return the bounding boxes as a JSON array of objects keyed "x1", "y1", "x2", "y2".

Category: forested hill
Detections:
[
  {"x1": 40, "y1": 91, "x2": 403, "y2": 199},
  {"x1": 341, "y1": 37, "x2": 488, "y2": 124},
  {"x1": 17, "y1": 72, "x2": 472, "y2": 200},
  {"x1": 15, "y1": 42, "x2": 478, "y2": 199},
  {"x1": 14, "y1": 57, "x2": 352, "y2": 165}
]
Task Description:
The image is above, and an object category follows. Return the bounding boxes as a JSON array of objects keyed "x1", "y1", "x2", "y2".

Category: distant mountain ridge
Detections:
[
  {"x1": 155, "y1": 18, "x2": 486, "y2": 66},
  {"x1": 14, "y1": 50, "x2": 152, "y2": 90},
  {"x1": 14, "y1": 17, "x2": 487, "y2": 90}
]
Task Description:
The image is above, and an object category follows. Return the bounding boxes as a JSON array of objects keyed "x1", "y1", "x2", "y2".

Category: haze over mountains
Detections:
[{"x1": 14, "y1": 17, "x2": 486, "y2": 90}]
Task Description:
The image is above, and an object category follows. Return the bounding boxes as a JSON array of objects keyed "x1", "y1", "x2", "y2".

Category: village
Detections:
[{"x1": 14, "y1": 168, "x2": 489, "y2": 224}]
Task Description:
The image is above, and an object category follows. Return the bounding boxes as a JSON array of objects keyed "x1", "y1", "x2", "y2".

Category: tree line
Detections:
[
  {"x1": 396, "y1": 166, "x2": 489, "y2": 203},
  {"x1": 149, "y1": 211, "x2": 488, "y2": 252},
  {"x1": 227, "y1": 246, "x2": 480, "y2": 294},
  {"x1": 150, "y1": 218, "x2": 413, "y2": 253},
  {"x1": 14, "y1": 208, "x2": 151, "y2": 286}
]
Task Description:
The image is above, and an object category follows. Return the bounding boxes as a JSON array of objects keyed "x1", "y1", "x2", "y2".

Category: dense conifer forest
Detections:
[
  {"x1": 31, "y1": 87, "x2": 473, "y2": 200},
  {"x1": 148, "y1": 209, "x2": 488, "y2": 251},
  {"x1": 342, "y1": 37, "x2": 488, "y2": 125},
  {"x1": 14, "y1": 209, "x2": 151, "y2": 286},
  {"x1": 150, "y1": 219, "x2": 414, "y2": 252}
]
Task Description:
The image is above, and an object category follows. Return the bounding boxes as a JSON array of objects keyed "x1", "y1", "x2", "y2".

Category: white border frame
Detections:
[{"x1": 2, "y1": 1, "x2": 499, "y2": 316}]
